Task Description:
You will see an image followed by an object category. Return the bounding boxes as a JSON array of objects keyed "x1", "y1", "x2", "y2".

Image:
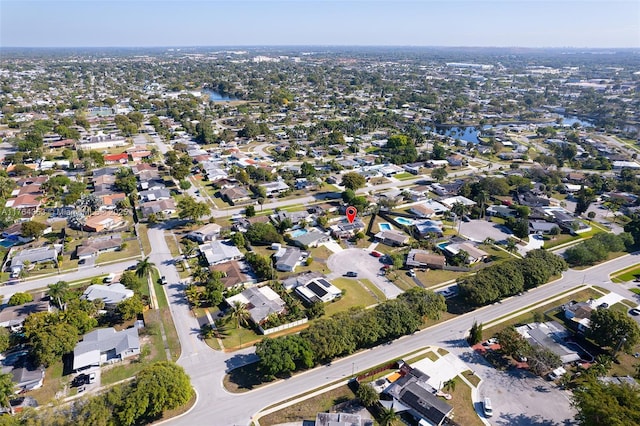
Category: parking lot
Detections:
[
  {"x1": 459, "y1": 219, "x2": 513, "y2": 244},
  {"x1": 326, "y1": 248, "x2": 403, "y2": 299}
]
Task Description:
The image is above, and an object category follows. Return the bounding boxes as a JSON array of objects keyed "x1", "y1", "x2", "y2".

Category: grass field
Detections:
[
  {"x1": 448, "y1": 378, "x2": 484, "y2": 426},
  {"x1": 359, "y1": 278, "x2": 387, "y2": 302},
  {"x1": 325, "y1": 278, "x2": 378, "y2": 316},
  {"x1": 611, "y1": 264, "x2": 640, "y2": 283}
]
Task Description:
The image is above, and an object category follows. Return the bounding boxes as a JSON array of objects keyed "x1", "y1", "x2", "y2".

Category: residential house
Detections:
[
  {"x1": 221, "y1": 186, "x2": 251, "y2": 205},
  {"x1": 100, "y1": 193, "x2": 127, "y2": 210},
  {"x1": 282, "y1": 271, "x2": 325, "y2": 291},
  {"x1": 140, "y1": 198, "x2": 177, "y2": 218},
  {"x1": 138, "y1": 188, "x2": 171, "y2": 203},
  {"x1": 103, "y1": 153, "x2": 128, "y2": 165},
  {"x1": 330, "y1": 219, "x2": 365, "y2": 239},
  {"x1": 275, "y1": 247, "x2": 303, "y2": 272},
  {"x1": 403, "y1": 162, "x2": 423, "y2": 175},
  {"x1": 382, "y1": 366, "x2": 453, "y2": 426},
  {"x1": 515, "y1": 321, "x2": 581, "y2": 364},
  {"x1": 315, "y1": 413, "x2": 366, "y2": 426},
  {"x1": 210, "y1": 260, "x2": 256, "y2": 289},
  {"x1": 409, "y1": 204, "x2": 437, "y2": 218},
  {"x1": 414, "y1": 220, "x2": 444, "y2": 237},
  {"x1": 0, "y1": 301, "x2": 50, "y2": 330},
  {"x1": 517, "y1": 191, "x2": 550, "y2": 208},
  {"x1": 446, "y1": 154, "x2": 464, "y2": 167},
  {"x1": 9, "y1": 245, "x2": 62, "y2": 276},
  {"x1": 271, "y1": 210, "x2": 310, "y2": 227},
  {"x1": 199, "y1": 240, "x2": 244, "y2": 266},
  {"x1": 375, "y1": 230, "x2": 410, "y2": 246},
  {"x1": 440, "y1": 195, "x2": 476, "y2": 210},
  {"x1": 186, "y1": 223, "x2": 222, "y2": 243},
  {"x1": 529, "y1": 220, "x2": 559, "y2": 235},
  {"x1": 406, "y1": 249, "x2": 446, "y2": 269},
  {"x1": 72, "y1": 327, "x2": 141, "y2": 371},
  {"x1": 1, "y1": 352, "x2": 45, "y2": 393},
  {"x1": 291, "y1": 230, "x2": 331, "y2": 248},
  {"x1": 261, "y1": 180, "x2": 290, "y2": 196},
  {"x1": 486, "y1": 205, "x2": 516, "y2": 218},
  {"x1": 82, "y1": 283, "x2": 134, "y2": 307},
  {"x1": 83, "y1": 211, "x2": 125, "y2": 232},
  {"x1": 563, "y1": 300, "x2": 594, "y2": 332},
  {"x1": 76, "y1": 235, "x2": 122, "y2": 260},
  {"x1": 5, "y1": 194, "x2": 42, "y2": 218},
  {"x1": 225, "y1": 286, "x2": 286, "y2": 326},
  {"x1": 441, "y1": 241, "x2": 488, "y2": 264},
  {"x1": 295, "y1": 277, "x2": 342, "y2": 304}
]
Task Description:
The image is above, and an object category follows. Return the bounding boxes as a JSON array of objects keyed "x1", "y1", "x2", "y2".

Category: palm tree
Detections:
[
  {"x1": 193, "y1": 267, "x2": 210, "y2": 284},
  {"x1": 230, "y1": 301, "x2": 251, "y2": 329},
  {"x1": 47, "y1": 280, "x2": 70, "y2": 311},
  {"x1": 443, "y1": 377, "x2": 457, "y2": 392},
  {"x1": 476, "y1": 190, "x2": 489, "y2": 219},
  {"x1": 505, "y1": 237, "x2": 518, "y2": 253},
  {"x1": 185, "y1": 285, "x2": 201, "y2": 309},
  {"x1": 451, "y1": 202, "x2": 468, "y2": 234},
  {"x1": 379, "y1": 406, "x2": 399, "y2": 426},
  {"x1": 135, "y1": 257, "x2": 155, "y2": 279}
]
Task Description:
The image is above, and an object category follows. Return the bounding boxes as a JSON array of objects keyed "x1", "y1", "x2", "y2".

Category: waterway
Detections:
[{"x1": 203, "y1": 89, "x2": 238, "y2": 102}]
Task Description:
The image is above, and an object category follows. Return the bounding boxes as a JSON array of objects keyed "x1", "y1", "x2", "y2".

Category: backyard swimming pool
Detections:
[
  {"x1": 0, "y1": 239, "x2": 17, "y2": 248},
  {"x1": 378, "y1": 223, "x2": 392, "y2": 231},
  {"x1": 395, "y1": 217, "x2": 414, "y2": 226},
  {"x1": 290, "y1": 229, "x2": 308, "y2": 238}
]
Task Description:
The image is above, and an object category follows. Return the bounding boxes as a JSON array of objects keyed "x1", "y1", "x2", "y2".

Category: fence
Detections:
[{"x1": 259, "y1": 318, "x2": 308, "y2": 335}]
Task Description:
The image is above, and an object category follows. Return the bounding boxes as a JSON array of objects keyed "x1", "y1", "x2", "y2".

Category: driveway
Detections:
[
  {"x1": 459, "y1": 219, "x2": 513, "y2": 244},
  {"x1": 326, "y1": 248, "x2": 403, "y2": 299}
]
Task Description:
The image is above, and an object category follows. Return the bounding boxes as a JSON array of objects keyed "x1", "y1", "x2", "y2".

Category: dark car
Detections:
[
  {"x1": 598, "y1": 303, "x2": 609, "y2": 309},
  {"x1": 629, "y1": 308, "x2": 640, "y2": 316},
  {"x1": 344, "y1": 271, "x2": 358, "y2": 278}
]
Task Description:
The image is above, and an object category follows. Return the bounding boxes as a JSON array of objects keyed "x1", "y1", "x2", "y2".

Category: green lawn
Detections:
[
  {"x1": 416, "y1": 268, "x2": 466, "y2": 288},
  {"x1": 447, "y1": 378, "x2": 484, "y2": 426},
  {"x1": 611, "y1": 264, "x2": 640, "y2": 283},
  {"x1": 25, "y1": 361, "x2": 64, "y2": 404},
  {"x1": 325, "y1": 278, "x2": 378, "y2": 316},
  {"x1": 96, "y1": 243, "x2": 141, "y2": 263},
  {"x1": 359, "y1": 278, "x2": 387, "y2": 302},
  {"x1": 394, "y1": 172, "x2": 416, "y2": 181},
  {"x1": 138, "y1": 224, "x2": 152, "y2": 255}
]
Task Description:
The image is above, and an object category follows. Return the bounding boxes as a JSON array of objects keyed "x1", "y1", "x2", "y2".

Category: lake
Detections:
[
  {"x1": 203, "y1": 89, "x2": 238, "y2": 102},
  {"x1": 424, "y1": 125, "x2": 488, "y2": 144}
]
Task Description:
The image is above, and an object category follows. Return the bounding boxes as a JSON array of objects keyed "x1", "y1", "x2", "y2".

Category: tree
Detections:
[
  {"x1": 119, "y1": 271, "x2": 142, "y2": 293},
  {"x1": 114, "y1": 168, "x2": 138, "y2": 193},
  {"x1": 573, "y1": 379, "x2": 640, "y2": 426},
  {"x1": 117, "y1": 295, "x2": 145, "y2": 321},
  {"x1": 230, "y1": 301, "x2": 251, "y2": 329},
  {"x1": 431, "y1": 142, "x2": 447, "y2": 160},
  {"x1": 505, "y1": 237, "x2": 518, "y2": 253},
  {"x1": 29, "y1": 322, "x2": 79, "y2": 366},
  {"x1": 178, "y1": 179, "x2": 191, "y2": 190},
  {"x1": 47, "y1": 280, "x2": 70, "y2": 310},
  {"x1": 0, "y1": 328, "x2": 9, "y2": 354},
  {"x1": 231, "y1": 232, "x2": 246, "y2": 249},
  {"x1": 398, "y1": 287, "x2": 447, "y2": 320},
  {"x1": 0, "y1": 373, "x2": 14, "y2": 410},
  {"x1": 468, "y1": 320, "x2": 483, "y2": 345},
  {"x1": 135, "y1": 257, "x2": 155, "y2": 279},
  {"x1": 177, "y1": 196, "x2": 210, "y2": 222},
  {"x1": 118, "y1": 361, "x2": 193, "y2": 425},
  {"x1": 245, "y1": 205, "x2": 255, "y2": 217},
  {"x1": 496, "y1": 326, "x2": 531, "y2": 359},
  {"x1": 256, "y1": 335, "x2": 315, "y2": 378},
  {"x1": 8, "y1": 292, "x2": 33, "y2": 306},
  {"x1": 20, "y1": 221, "x2": 48, "y2": 239},
  {"x1": 379, "y1": 406, "x2": 399, "y2": 426},
  {"x1": 575, "y1": 187, "x2": 597, "y2": 216},
  {"x1": 356, "y1": 383, "x2": 379, "y2": 407},
  {"x1": 443, "y1": 377, "x2": 457, "y2": 392},
  {"x1": 341, "y1": 172, "x2": 366, "y2": 190},
  {"x1": 431, "y1": 166, "x2": 448, "y2": 182},
  {"x1": 589, "y1": 309, "x2": 640, "y2": 353},
  {"x1": 245, "y1": 222, "x2": 282, "y2": 245}
]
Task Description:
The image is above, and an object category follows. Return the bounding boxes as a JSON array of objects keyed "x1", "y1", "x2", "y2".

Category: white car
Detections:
[
  {"x1": 88, "y1": 372, "x2": 96, "y2": 384},
  {"x1": 483, "y1": 397, "x2": 493, "y2": 417}
]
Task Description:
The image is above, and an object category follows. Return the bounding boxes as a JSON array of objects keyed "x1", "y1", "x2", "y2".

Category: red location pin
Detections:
[{"x1": 346, "y1": 206, "x2": 357, "y2": 224}]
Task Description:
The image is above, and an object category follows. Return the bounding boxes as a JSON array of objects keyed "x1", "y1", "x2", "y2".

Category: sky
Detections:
[{"x1": 1, "y1": 0, "x2": 639, "y2": 48}]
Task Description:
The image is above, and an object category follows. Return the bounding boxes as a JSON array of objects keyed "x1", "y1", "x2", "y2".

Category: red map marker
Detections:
[{"x1": 346, "y1": 206, "x2": 357, "y2": 224}]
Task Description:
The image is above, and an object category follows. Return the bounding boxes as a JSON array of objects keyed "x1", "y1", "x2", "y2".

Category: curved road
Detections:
[{"x1": 151, "y1": 218, "x2": 639, "y2": 426}]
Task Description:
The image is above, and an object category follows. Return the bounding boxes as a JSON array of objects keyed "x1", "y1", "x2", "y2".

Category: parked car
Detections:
[
  {"x1": 408, "y1": 269, "x2": 416, "y2": 277},
  {"x1": 161, "y1": 276, "x2": 168, "y2": 285},
  {"x1": 104, "y1": 273, "x2": 116, "y2": 283},
  {"x1": 344, "y1": 271, "x2": 358, "y2": 278},
  {"x1": 483, "y1": 397, "x2": 493, "y2": 417},
  {"x1": 598, "y1": 302, "x2": 609, "y2": 309},
  {"x1": 88, "y1": 372, "x2": 96, "y2": 384},
  {"x1": 629, "y1": 308, "x2": 640, "y2": 316},
  {"x1": 370, "y1": 251, "x2": 382, "y2": 258}
]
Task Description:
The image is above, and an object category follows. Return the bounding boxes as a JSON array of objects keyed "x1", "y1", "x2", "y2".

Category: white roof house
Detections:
[
  {"x1": 73, "y1": 327, "x2": 140, "y2": 371},
  {"x1": 198, "y1": 240, "x2": 244, "y2": 265},
  {"x1": 225, "y1": 286, "x2": 286, "y2": 325},
  {"x1": 82, "y1": 283, "x2": 134, "y2": 306}
]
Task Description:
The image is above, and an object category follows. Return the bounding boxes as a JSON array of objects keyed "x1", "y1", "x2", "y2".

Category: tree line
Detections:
[
  {"x1": 255, "y1": 288, "x2": 446, "y2": 378},
  {"x1": 458, "y1": 249, "x2": 567, "y2": 307},
  {"x1": 565, "y1": 232, "x2": 634, "y2": 267}
]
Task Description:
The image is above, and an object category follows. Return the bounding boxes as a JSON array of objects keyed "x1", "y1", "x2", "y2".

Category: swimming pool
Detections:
[
  {"x1": 290, "y1": 229, "x2": 308, "y2": 238},
  {"x1": 0, "y1": 239, "x2": 17, "y2": 248},
  {"x1": 395, "y1": 217, "x2": 414, "y2": 226},
  {"x1": 378, "y1": 223, "x2": 392, "y2": 231}
]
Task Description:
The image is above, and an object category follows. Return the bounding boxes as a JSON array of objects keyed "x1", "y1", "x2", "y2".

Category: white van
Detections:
[
  {"x1": 483, "y1": 397, "x2": 493, "y2": 417},
  {"x1": 104, "y1": 273, "x2": 116, "y2": 283}
]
